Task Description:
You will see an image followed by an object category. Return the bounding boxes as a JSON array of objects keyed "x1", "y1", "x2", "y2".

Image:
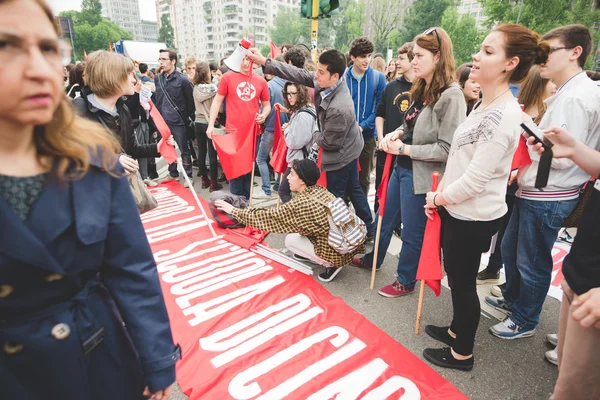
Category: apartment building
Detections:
[
  {"x1": 156, "y1": 0, "x2": 179, "y2": 46},
  {"x1": 141, "y1": 20, "x2": 160, "y2": 42},
  {"x1": 457, "y1": 0, "x2": 487, "y2": 28},
  {"x1": 100, "y1": 0, "x2": 143, "y2": 40}
]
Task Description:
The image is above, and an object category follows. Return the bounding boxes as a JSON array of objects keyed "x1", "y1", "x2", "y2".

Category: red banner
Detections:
[
  {"x1": 213, "y1": 123, "x2": 260, "y2": 180},
  {"x1": 142, "y1": 182, "x2": 466, "y2": 400},
  {"x1": 270, "y1": 106, "x2": 288, "y2": 174}
]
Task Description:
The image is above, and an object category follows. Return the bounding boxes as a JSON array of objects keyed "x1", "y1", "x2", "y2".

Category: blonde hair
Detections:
[
  {"x1": 371, "y1": 56, "x2": 386, "y2": 74},
  {"x1": 85, "y1": 51, "x2": 134, "y2": 98},
  {"x1": 22, "y1": 0, "x2": 121, "y2": 181},
  {"x1": 184, "y1": 56, "x2": 197, "y2": 67},
  {"x1": 410, "y1": 27, "x2": 456, "y2": 107}
]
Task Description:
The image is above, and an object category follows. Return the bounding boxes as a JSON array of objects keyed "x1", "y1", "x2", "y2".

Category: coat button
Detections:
[
  {"x1": 3, "y1": 341, "x2": 23, "y2": 355},
  {"x1": 0, "y1": 285, "x2": 13, "y2": 298},
  {"x1": 51, "y1": 323, "x2": 71, "y2": 340},
  {"x1": 44, "y1": 274, "x2": 64, "y2": 282}
]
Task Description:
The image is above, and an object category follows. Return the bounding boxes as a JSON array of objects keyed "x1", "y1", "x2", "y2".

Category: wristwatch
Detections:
[{"x1": 399, "y1": 144, "x2": 406, "y2": 155}]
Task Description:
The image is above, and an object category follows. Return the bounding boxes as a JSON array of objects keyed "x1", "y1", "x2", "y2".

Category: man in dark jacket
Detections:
[
  {"x1": 153, "y1": 49, "x2": 195, "y2": 182},
  {"x1": 248, "y1": 48, "x2": 375, "y2": 255}
]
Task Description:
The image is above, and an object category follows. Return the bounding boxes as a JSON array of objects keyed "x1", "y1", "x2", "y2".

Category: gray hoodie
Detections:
[
  {"x1": 193, "y1": 83, "x2": 218, "y2": 123},
  {"x1": 284, "y1": 106, "x2": 316, "y2": 163}
]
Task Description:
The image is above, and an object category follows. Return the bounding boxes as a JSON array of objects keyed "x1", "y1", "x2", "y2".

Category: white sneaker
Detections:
[
  {"x1": 545, "y1": 349, "x2": 558, "y2": 366},
  {"x1": 546, "y1": 333, "x2": 558, "y2": 347},
  {"x1": 143, "y1": 178, "x2": 158, "y2": 187},
  {"x1": 252, "y1": 189, "x2": 272, "y2": 199}
]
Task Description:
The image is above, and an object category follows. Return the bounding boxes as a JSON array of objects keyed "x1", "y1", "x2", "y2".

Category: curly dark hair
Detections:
[
  {"x1": 349, "y1": 37, "x2": 374, "y2": 57},
  {"x1": 283, "y1": 47, "x2": 306, "y2": 68},
  {"x1": 283, "y1": 82, "x2": 311, "y2": 112}
]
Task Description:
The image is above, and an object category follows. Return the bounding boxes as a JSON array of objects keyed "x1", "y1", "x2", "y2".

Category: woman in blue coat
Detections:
[{"x1": 0, "y1": 0, "x2": 180, "y2": 399}]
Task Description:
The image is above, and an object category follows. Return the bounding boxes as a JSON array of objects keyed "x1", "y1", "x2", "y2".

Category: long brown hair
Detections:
[
  {"x1": 25, "y1": 0, "x2": 120, "y2": 181},
  {"x1": 192, "y1": 61, "x2": 211, "y2": 85},
  {"x1": 410, "y1": 27, "x2": 456, "y2": 107},
  {"x1": 517, "y1": 66, "x2": 550, "y2": 124},
  {"x1": 283, "y1": 82, "x2": 311, "y2": 112},
  {"x1": 456, "y1": 63, "x2": 476, "y2": 114}
]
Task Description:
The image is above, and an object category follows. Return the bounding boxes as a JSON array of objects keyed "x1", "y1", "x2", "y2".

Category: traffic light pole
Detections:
[{"x1": 311, "y1": 0, "x2": 319, "y2": 63}]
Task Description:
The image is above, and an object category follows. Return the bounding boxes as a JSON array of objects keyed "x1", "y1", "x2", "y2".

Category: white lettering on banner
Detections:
[
  {"x1": 257, "y1": 338, "x2": 367, "y2": 400},
  {"x1": 171, "y1": 257, "x2": 267, "y2": 296},
  {"x1": 362, "y1": 376, "x2": 421, "y2": 399},
  {"x1": 160, "y1": 244, "x2": 245, "y2": 276},
  {"x1": 305, "y1": 358, "x2": 389, "y2": 400},
  {"x1": 142, "y1": 206, "x2": 196, "y2": 223},
  {"x1": 163, "y1": 250, "x2": 250, "y2": 281},
  {"x1": 155, "y1": 238, "x2": 231, "y2": 272},
  {"x1": 201, "y1": 294, "x2": 311, "y2": 353},
  {"x1": 182, "y1": 276, "x2": 285, "y2": 326},
  {"x1": 228, "y1": 326, "x2": 353, "y2": 400},
  {"x1": 209, "y1": 305, "x2": 323, "y2": 368},
  {"x1": 146, "y1": 216, "x2": 210, "y2": 244}
]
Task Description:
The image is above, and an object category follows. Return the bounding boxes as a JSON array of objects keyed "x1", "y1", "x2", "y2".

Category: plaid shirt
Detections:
[
  {"x1": 230, "y1": 185, "x2": 364, "y2": 267},
  {"x1": 320, "y1": 76, "x2": 345, "y2": 100}
]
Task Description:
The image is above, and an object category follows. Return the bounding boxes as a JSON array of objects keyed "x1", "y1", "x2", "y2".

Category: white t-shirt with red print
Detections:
[{"x1": 218, "y1": 71, "x2": 269, "y2": 135}]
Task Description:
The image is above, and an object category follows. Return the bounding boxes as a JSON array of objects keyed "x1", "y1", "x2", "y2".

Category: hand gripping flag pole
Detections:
[
  {"x1": 370, "y1": 152, "x2": 394, "y2": 289},
  {"x1": 415, "y1": 171, "x2": 442, "y2": 334}
]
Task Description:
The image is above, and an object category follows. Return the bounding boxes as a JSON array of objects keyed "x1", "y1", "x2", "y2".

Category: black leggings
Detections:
[
  {"x1": 278, "y1": 168, "x2": 292, "y2": 204},
  {"x1": 195, "y1": 122, "x2": 218, "y2": 181},
  {"x1": 440, "y1": 208, "x2": 501, "y2": 356}
]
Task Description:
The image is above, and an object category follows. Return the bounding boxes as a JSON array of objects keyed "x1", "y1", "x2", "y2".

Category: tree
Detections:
[
  {"x1": 479, "y1": 0, "x2": 600, "y2": 68},
  {"x1": 370, "y1": 0, "x2": 405, "y2": 53},
  {"x1": 158, "y1": 14, "x2": 176, "y2": 48},
  {"x1": 441, "y1": 7, "x2": 482, "y2": 65},
  {"x1": 80, "y1": 0, "x2": 102, "y2": 26},
  {"x1": 332, "y1": 0, "x2": 366, "y2": 52},
  {"x1": 400, "y1": 0, "x2": 453, "y2": 44},
  {"x1": 269, "y1": 7, "x2": 336, "y2": 49},
  {"x1": 260, "y1": 44, "x2": 270, "y2": 57}
]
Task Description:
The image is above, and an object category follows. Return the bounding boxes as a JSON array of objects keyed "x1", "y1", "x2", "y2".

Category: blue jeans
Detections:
[
  {"x1": 501, "y1": 197, "x2": 578, "y2": 328},
  {"x1": 167, "y1": 123, "x2": 192, "y2": 177},
  {"x1": 230, "y1": 173, "x2": 251, "y2": 199},
  {"x1": 364, "y1": 165, "x2": 426, "y2": 288},
  {"x1": 256, "y1": 131, "x2": 274, "y2": 195},
  {"x1": 326, "y1": 159, "x2": 374, "y2": 235}
]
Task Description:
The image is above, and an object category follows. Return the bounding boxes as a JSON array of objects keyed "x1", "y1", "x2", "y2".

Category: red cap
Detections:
[{"x1": 240, "y1": 38, "x2": 251, "y2": 49}]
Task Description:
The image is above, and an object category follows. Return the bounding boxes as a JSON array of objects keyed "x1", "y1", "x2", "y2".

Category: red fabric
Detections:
[
  {"x1": 269, "y1": 41, "x2": 282, "y2": 59},
  {"x1": 148, "y1": 100, "x2": 178, "y2": 164},
  {"x1": 213, "y1": 122, "x2": 260, "y2": 180},
  {"x1": 317, "y1": 148, "x2": 327, "y2": 187},
  {"x1": 416, "y1": 172, "x2": 442, "y2": 296},
  {"x1": 270, "y1": 105, "x2": 288, "y2": 174},
  {"x1": 141, "y1": 182, "x2": 467, "y2": 400},
  {"x1": 511, "y1": 136, "x2": 532, "y2": 171},
  {"x1": 217, "y1": 71, "x2": 269, "y2": 135},
  {"x1": 377, "y1": 153, "x2": 393, "y2": 217}
]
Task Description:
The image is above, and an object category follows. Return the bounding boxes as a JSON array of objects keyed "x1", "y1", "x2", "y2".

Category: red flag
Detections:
[
  {"x1": 317, "y1": 148, "x2": 327, "y2": 187},
  {"x1": 511, "y1": 136, "x2": 532, "y2": 170},
  {"x1": 269, "y1": 41, "x2": 281, "y2": 59},
  {"x1": 148, "y1": 100, "x2": 178, "y2": 164},
  {"x1": 270, "y1": 105, "x2": 288, "y2": 174},
  {"x1": 377, "y1": 153, "x2": 394, "y2": 217},
  {"x1": 83, "y1": 49, "x2": 87, "y2": 61},
  {"x1": 415, "y1": 171, "x2": 443, "y2": 296},
  {"x1": 213, "y1": 123, "x2": 260, "y2": 180}
]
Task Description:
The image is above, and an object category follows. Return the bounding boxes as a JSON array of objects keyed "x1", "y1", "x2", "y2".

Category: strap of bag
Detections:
[
  {"x1": 298, "y1": 108, "x2": 317, "y2": 158},
  {"x1": 159, "y1": 73, "x2": 189, "y2": 125}
]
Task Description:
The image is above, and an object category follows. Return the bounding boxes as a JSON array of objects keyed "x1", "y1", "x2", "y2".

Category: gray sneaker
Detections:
[
  {"x1": 546, "y1": 333, "x2": 558, "y2": 347},
  {"x1": 485, "y1": 295, "x2": 512, "y2": 315},
  {"x1": 489, "y1": 318, "x2": 536, "y2": 339},
  {"x1": 545, "y1": 349, "x2": 558, "y2": 366}
]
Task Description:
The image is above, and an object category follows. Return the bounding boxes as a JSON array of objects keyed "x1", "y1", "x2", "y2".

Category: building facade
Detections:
[
  {"x1": 100, "y1": 0, "x2": 143, "y2": 40},
  {"x1": 169, "y1": 0, "x2": 299, "y2": 64},
  {"x1": 457, "y1": 0, "x2": 487, "y2": 28},
  {"x1": 141, "y1": 20, "x2": 160, "y2": 42},
  {"x1": 156, "y1": 0, "x2": 179, "y2": 46}
]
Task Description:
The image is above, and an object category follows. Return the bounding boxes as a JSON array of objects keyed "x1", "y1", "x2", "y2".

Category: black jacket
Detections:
[
  {"x1": 376, "y1": 76, "x2": 413, "y2": 136},
  {"x1": 73, "y1": 87, "x2": 158, "y2": 159},
  {"x1": 153, "y1": 70, "x2": 195, "y2": 127}
]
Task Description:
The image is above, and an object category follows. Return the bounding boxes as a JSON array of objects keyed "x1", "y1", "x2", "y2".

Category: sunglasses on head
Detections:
[{"x1": 423, "y1": 27, "x2": 442, "y2": 53}]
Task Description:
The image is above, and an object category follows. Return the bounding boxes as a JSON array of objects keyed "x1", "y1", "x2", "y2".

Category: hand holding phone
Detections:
[{"x1": 520, "y1": 121, "x2": 553, "y2": 148}]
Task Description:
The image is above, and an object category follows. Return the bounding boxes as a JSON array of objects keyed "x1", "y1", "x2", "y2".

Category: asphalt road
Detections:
[{"x1": 164, "y1": 171, "x2": 561, "y2": 400}]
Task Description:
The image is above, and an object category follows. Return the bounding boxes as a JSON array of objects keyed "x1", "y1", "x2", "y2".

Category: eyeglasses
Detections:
[
  {"x1": 423, "y1": 27, "x2": 442, "y2": 54},
  {"x1": 158, "y1": 57, "x2": 171, "y2": 62},
  {"x1": 285, "y1": 91, "x2": 298, "y2": 97},
  {"x1": 550, "y1": 46, "x2": 574, "y2": 54},
  {"x1": 0, "y1": 34, "x2": 72, "y2": 67}
]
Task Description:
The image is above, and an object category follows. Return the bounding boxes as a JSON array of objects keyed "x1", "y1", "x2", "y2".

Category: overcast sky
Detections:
[{"x1": 48, "y1": 0, "x2": 157, "y2": 22}]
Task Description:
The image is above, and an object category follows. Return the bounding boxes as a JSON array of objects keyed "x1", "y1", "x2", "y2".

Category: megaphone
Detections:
[{"x1": 224, "y1": 38, "x2": 252, "y2": 73}]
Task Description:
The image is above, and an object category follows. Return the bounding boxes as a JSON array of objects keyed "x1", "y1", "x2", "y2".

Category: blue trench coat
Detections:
[{"x1": 0, "y1": 161, "x2": 180, "y2": 399}]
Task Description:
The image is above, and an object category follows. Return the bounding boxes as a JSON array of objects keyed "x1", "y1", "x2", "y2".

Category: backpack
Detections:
[
  {"x1": 314, "y1": 196, "x2": 367, "y2": 254},
  {"x1": 297, "y1": 108, "x2": 318, "y2": 159}
]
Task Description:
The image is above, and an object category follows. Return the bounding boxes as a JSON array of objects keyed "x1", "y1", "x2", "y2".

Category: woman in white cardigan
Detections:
[{"x1": 421, "y1": 24, "x2": 550, "y2": 371}]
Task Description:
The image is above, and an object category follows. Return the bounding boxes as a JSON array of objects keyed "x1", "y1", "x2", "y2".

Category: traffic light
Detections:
[{"x1": 300, "y1": 0, "x2": 340, "y2": 18}]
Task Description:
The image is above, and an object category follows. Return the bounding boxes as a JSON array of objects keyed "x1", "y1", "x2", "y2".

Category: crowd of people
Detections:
[{"x1": 2, "y1": 0, "x2": 600, "y2": 398}]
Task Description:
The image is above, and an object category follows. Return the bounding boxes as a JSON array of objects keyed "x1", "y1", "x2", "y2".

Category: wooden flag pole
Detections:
[
  {"x1": 415, "y1": 280, "x2": 426, "y2": 334},
  {"x1": 369, "y1": 218, "x2": 383, "y2": 290}
]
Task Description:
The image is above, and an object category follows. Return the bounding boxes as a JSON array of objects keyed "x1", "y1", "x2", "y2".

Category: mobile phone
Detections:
[{"x1": 520, "y1": 121, "x2": 552, "y2": 148}]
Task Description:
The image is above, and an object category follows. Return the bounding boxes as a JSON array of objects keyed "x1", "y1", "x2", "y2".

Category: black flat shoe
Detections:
[
  {"x1": 423, "y1": 347, "x2": 473, "y2": 371},
  {"x1": 425, "y1": 325, "x2": 455, "y2": 347}
]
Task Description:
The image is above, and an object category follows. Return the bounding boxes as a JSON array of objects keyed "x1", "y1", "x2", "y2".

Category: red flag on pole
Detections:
[
  {"x1": 316, "y1": 148, "x2": 327, "y2": 187},
  {"x1": 415, "y1": 171, "x2": 443, "y2": 296},
  {"x1": 270, "y1": 105, "x2": 288, "y2": 174},
  {"x1": 148, "y1": 100, "x2": 178, "y2": 164},
  {"x1": 377, "y1": 153, "x2": 394, "y2": 217},
  {"x1": 269, "y1": 42, "x2": 281, "y2": 59},
  {"x1": 213, "y1": 123, "x2": 260, "y2": 180},
  {"x1": 83, "y1": 50, "x2": 87, "y2": 61},
  {"x1": 511, "y1": 136, "x2": 532, "y2": 171}
]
